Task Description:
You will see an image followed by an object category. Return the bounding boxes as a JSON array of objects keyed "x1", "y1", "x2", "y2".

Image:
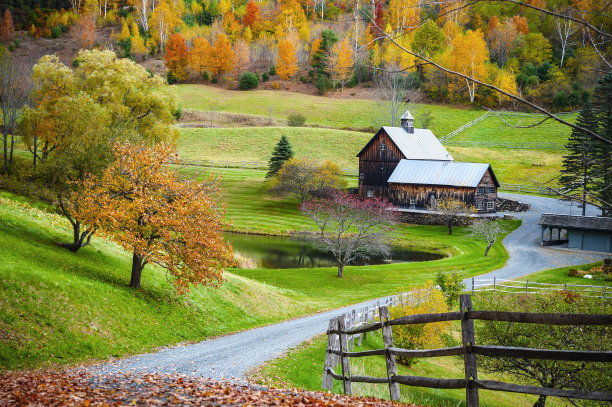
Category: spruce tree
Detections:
[
  {"x1": 591, "y1": 74, "x2": 612, "y2": 217},
  {"x1": 560, "y1": 101, "x2": 599, "y2": 216},
  {"x1": 266, "y1": 135, "x2": 294, "y2": 178}
]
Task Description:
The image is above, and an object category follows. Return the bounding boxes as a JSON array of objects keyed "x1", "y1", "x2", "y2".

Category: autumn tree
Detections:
[
  {"x1": 276, "y1": 38, "x2": 298, "y2": 88},
  {"x1": 164, "y1": 33, "x2": 189, "y2": 82},
  {"x1": 331, "y1": 38, "x2": 353, "y2": 92},
  {"x1": 233, "y1": 39, "x2": 251, "y2": 77},
  {"x1": 268, "y1": 158, "x2": 347, "y2": 202},
  {"x1": 467, "y1": 219, "x2": 506, "y2": 256},
  {"x1": 73, "y1": 142, "x2": 234, "y2": 293},
  {"x1": 149, "y1": 0, "x2": 181, "y2": 52},
  {"x1": 243, "y1": 0, "x2": 262, "y2": 29},
  {"x1": 129, "y1": 0, "x2": 151, "y2": 31},
  {"x1": 209, "y1": 33, "x2": 234, "y2": 80},
  {"x1": 300, "y1": 191, "x2": 397, "y2": 278},
  {"x1": 188, "y1": 37, "x2": 211, "y2": 80},
  {"x1": 518, "y1": 33, "x2": 552, "y2": 66},
  {"x1": 387, "y1": 0, "x2": 420, "y2": 33},
  {"x1": 449, "y1": 29, "x2": 489, "y2": 102},
  {"x1": 130, "y1": 22, "x2": 147, "y2": 60},
  {"x1": 0, "y1": 10, "x2": 15, "y2": 44},
  {"x1": 487, "y1": 16, "x2": 518, "y2": 67},
  {"x1": 411, "y1": 20, "x2": 445, "y2": 58},
  {"x1": 71, "y1": 13, "x2": 96, "y2": 49},
  {"x1": 19, "y1": 50, "x2": 179, "y2": 251},
  {"x1": 431, "y1": 196, "x2": 476, "y2": 235}
]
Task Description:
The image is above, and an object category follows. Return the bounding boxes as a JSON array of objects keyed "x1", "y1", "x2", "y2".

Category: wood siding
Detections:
[
  {"x1": 474, "y1": 169, "x2": 497, "y2": 212},
  {"x1": 358, "y1": 130, "x2": 405, "y2": 195}
]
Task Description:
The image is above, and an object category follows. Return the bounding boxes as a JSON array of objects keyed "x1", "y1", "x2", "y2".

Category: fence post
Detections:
[
  {"x1": 362, "y1": 306, "x2": 369, "y2": 342},
  {"x1": 349, "y1": 310, "x2": 356, "y2": 351},
  {"x1": 493, "y1": 277, "x2": 496, "y2": 293},
  {"x1": 472, "y1": 277, "x2": 475, "y2": 296},
  {"x1": 526, "y1": 280, "x2": 529, "y2": 293},
  {"x1": 460, "y1": 294, "x2": 479, "y2": 407},
  {"x1": 322, "y1": 318, "x2": 339, "y2": 391},
  {"x1": 379, "y1": 306, "x2": 401, "y2": 402},
  {"x1": 337, "y1": 315, "x2": 352, "y2": 396}
]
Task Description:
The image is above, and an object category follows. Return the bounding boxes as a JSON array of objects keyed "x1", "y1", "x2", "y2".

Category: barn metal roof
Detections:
[
  {"x1": 537, "y1": 214, "x2": 612, "y2": 231},
  {"x1": 401, "y1": 110, "x2": 415, "y2": 120},
  {"x1": 372, "y1": 126, "x2": 453, "y2": 161},
  {"x1": 387, "y1": 159, "x2": 496, "y2": 187}
]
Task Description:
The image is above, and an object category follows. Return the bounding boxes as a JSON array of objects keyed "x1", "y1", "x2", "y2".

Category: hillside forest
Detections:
[{"x1": 1, "y1": 0, "x2": 610, "y2": 111}]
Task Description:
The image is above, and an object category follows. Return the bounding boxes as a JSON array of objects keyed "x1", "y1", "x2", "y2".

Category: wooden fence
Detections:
[
  {"x1": 467, "y1": 277, "x2": 611, "y2": 299},
  {"x1": 178, "y1": 158, "x2": 359, "y2": 177},
  {"x1": 322, "y1": 294, "x2": 612, "y2": 406},
  {"x1": 441, "y1": 139, "x2": 565, "y2": 150}
]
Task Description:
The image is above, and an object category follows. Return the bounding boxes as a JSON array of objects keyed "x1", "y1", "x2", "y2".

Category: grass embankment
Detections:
[
  {"x1": 178, "y1": 84, "x2": 573, "y2": 146},
  {"x1": 518, "y1": 261, "x2": 610, "y2": 285},
  {"x1": 0, "y1": 192, "x2": 311, "y2": 371},
  {"x1": 179, "y1": 128, "x2": 563, "y2": 185}
]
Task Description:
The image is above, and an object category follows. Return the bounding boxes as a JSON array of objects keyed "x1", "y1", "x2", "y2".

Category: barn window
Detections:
[
  {"x1": 380, "y1": 143, "x2": 386, "y2": 151},
  {"x1": 359, "y1": 173, "x2": 364, "y2": 179},
  {"x1": 487, "y1": 201, "x2": 495, "y2": 210},
  {"x1": 476, "y1": 201, "x2": 483, "y2": 210},
  {"x1": 488, "y1": 187, "x2": 495, "y2": 194},
  {"x1": 367, "y1": 189, "x2": 373, "y2": 197},
  {"x1": 409, "y1": 197, "x2": 416, "y2": 205},
  {"x1": 477, "y1": 186, "x2": 485, "y2": 194}
]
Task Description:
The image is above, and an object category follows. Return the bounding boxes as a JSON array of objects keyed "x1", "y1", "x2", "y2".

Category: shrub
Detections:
[
  {"x1": 300, "y1": 76, "x2": 308, "y2": 83},
  {"x1": 287, "y1": 113, "x2": 306, "y2": 127},
  {"x1": 201, "y1": 71, "x2": 209, "y2": 81},
  {"x1": 211, "y1": 77, "x2": 218, "y2": 84},
  {"x1": 51, "y1": 25, "x2": 62, "y2": 38},
  {"x1": 269, "y1": 65, "x2": 276, "y2": 75},
  {"x1": 261, "y1": 71, "x2": 270, "y2": 82},
  {"x1": 239, "y1": 71, "x2": 259, "y2": 90},
  {"x1": 167, "y1": 71, "x2": 178, "y2": 84},
  {"x1": 72, "y1": 58, "x2": 80, "y2": 67},
  {"x1": 316, "y1": 76, "x2": 329, "y2": 94},
  {"x1": 173, "y1": 105, "x2": 182, "y2": 120},
  {"x1": 389, "y1": 282, "x2": 451, "y2": 366},
  {"x1": 434, "y1": 270, "x2": 465, "y2": 309},
  {"x1": 271, "y1": 81, "x2": 280, "y2": 89}
]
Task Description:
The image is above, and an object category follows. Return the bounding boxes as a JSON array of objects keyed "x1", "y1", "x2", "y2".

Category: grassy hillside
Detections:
[
  {"x1": 0, "y1": 192, "x2": 311, "y2": 371},
  {"x1": 177, "y1": 85, "x2": 574, "y2": 146},
  {"x1": 178, "y1": 129, "x2": 563, "y2": 185}
]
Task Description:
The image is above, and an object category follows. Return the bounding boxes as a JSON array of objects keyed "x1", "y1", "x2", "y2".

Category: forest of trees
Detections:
[{"x1": 0, "y1": 0, "x2": 609, "y2": 111}]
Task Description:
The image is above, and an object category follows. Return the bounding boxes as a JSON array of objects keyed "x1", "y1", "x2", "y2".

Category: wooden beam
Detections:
[
  {"x1": 380, "y1": 306, "x2": 401, "y2": 402},
  {"x1": 461, "y1": 294, "x2": 479, "y2": 407}
]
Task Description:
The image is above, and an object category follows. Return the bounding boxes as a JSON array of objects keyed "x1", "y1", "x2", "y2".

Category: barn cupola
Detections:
[{"x1": 400, "y1": 110, "x2": 415, "y2": 133}]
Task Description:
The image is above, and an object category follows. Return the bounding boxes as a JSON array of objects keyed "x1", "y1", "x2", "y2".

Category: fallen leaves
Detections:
[{"x1": 0, "y1": 370, "x2": 417, "y2": 406}]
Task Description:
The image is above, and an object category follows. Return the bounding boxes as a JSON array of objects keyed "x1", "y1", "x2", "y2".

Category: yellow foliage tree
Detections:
[
  {"x1": 387, "y1": 0, "x2": 419, "y2": 33},
  {"x1": 388, "y1": 281, "x2": 451, "y2": 366},
  {"x1": 130, "y1": 22, "x2": 147, "y2": 60},
  {"x1": 116, "y1": 18, "x2": 130, "y2": 41},
  {"x1": 493, "y1": 68, "x2": 517, "y2": 106},
  {"x1": 332, "y1": 38, "x2": 353, "y2": 92},
  {"x1": 209, "y1": 33, "x2": 234, "y2": 80},
  {"x1": 149, "y1": 0, "x2": 181, "y2": 52},
  {"x1": 188, "y1": 36, "x2": 211, "y2": 80},
  {"x1": 449, "y1": 29, "x2": 488, "y2": 102},
  {"x1": 274, "y1": 0, "x2": 309, "y2": 41},
  {"x1": 219, "y1": 0, "x2": 232, "y2": 16},
  {"x1": 383, "y1": 33, "x2": 415, "y2": 72},
  {"x1": 309, "y1": 37, "x2": 321, "y2": 65},
  {"x1": 233, "y1": 39, "x2": 250, "y2": 76},
  {"x1": 276, "y1": 38, "x2": 298, "y2": 88}
]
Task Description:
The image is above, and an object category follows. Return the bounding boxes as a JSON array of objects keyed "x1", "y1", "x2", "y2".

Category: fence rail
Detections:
[
  {"x1": 468, "y1": 277, "x2": 611, "y2": 299},
  {"x1": 178, "y1": 158, "x2": 359, "y2": 177},
  {"x1": 322, "y1": 295, "x2": 612, "y2": 405},
  {"x1": 498, "y1": 183, "x2": 556, "y2": 195}
]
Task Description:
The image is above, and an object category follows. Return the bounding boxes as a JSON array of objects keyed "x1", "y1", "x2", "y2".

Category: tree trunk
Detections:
[
  {"x1": 2, "y1": 134, "x2": 7, "y2": 174},
  {"x1": 59, "y1": 220, "x2": 94, "y2": 252},
  {"x1": 533, "y1": 395, "x2": 546, "y2": 407},
  {"x1": 448, "y1": 219, "x2": 453, "y2": 235},
  {"x1": 337, "y1": 263, "x2": 344, "y2": 278},
  {"x1": 485, "y1": 243, "x2": 492, "y2": 257},
  {"x1": 130, "y1": 251, "x2": 147, "y2": 288}
]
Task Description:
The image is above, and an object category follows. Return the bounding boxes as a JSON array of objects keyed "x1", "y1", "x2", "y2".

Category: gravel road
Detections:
[{"x1": 91, "y1": 193, "x2": 608, "y2": 380}]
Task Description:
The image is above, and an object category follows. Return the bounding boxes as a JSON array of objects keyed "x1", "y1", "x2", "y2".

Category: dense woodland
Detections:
[{"x1": 0, "y1": 0, "x2": 610, "y2": 110}]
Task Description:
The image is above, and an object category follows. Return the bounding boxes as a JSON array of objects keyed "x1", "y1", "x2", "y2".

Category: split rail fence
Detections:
[
  {"x1": 467, "y1": 278, "x2": 611, "y2": 299},
  {"x1": 322, "y1": 294, "x2": 612, "y2": 406}
]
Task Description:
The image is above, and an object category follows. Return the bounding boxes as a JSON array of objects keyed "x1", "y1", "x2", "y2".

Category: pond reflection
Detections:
[{"x1": 225, "y1": 232, "x2": 445, "y2": 269}]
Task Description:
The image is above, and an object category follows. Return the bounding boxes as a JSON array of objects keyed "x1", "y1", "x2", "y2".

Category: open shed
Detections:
[{"x1": 537, "y1": 214, "x2": 612, "y2": 253}]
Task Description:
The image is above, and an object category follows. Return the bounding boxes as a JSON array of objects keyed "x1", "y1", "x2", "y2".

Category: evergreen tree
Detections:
[
  {"x1": 591, "y1": 74, "x2": 612, "y2": 217},
  {"x1": 266, "y1": 135, "x2": 294, "y2": 178},
  {"x1": 559, "y1": 101, "x2": 599, "y2": 216}
]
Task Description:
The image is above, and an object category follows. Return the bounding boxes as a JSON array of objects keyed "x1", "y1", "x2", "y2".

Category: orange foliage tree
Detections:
[
  {"x1": 243, "y1": 0, "x2": 262, "y2": 31},
  {"x1": 73, "y1": 142, "x2": 234, "y2": 293},
  {"x1": 1, "y1": 10, "x2": 15, "y2": 44},
  {"x1": 210, "y1": 33, "x2": 234, "y2": 80},
  {"x1": 71, "y1": 14, "x2": 96, "y2": 49},
  {"x1": 188, "y1": 37, "x2": 211, "y2": 80},
  {"x1": 276, "y1": 38, "x2": 298, "y2": 88},
  {"x1": 164, "y1": 33, "x2": 189, "y2": 81}
]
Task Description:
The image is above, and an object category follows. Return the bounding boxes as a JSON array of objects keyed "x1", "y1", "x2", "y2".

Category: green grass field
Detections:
[
  {"x1": 177, "y1": 84, "x2": 574, "y2": 146},
  {"x1": 178, "y1": 128, "x2": 564, "y2": 185}
]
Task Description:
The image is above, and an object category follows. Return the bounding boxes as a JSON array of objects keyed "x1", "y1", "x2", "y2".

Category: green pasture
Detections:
[
  {"x1": 178, "y1": 128, "x2": 563, "y2": 185},
  {"x1": 177, "y1": 84, "x2": 573, "y2": 146}
]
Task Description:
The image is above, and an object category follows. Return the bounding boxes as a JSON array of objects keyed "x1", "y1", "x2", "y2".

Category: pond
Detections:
[{"x1": 225, "y1": 232, "x2": 445, "y2": 269}]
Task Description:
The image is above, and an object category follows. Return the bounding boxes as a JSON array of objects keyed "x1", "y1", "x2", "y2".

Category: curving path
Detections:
[{"x1": 90, "y1": 193, "x2": 608, "y2": 380}]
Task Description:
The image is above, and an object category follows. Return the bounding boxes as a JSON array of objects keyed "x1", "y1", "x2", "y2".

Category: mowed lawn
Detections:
[
  {"x1": 177, "y1": 84, "x2": 573, "y2": 146},
  {"x1": 178, "y1": 128, "x2": 564, "y2": 185}
]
